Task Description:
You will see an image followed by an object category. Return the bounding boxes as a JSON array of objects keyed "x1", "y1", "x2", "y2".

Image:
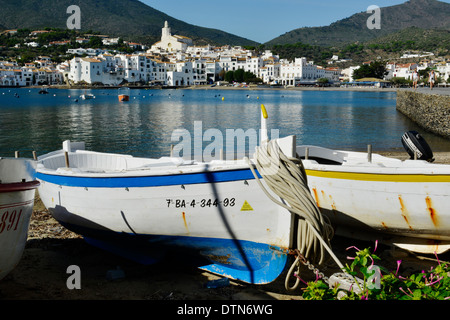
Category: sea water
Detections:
[{"x1": 1, "y1": 87, "x2": 449, "y2": 158}]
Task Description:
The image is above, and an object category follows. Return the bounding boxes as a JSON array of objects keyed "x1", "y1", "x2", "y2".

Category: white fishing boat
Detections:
[
  {"x1": 0, "y1": 158, "x2": 39, "y2": 281},
  {"x1": 297, "y1": 142, "x2": 450, "y2": 254},
  {"x1": 35, "y1": 140, "x2": 300, "y2": 285},
  {"x1": 35, "y1": 106, "x2": 450, "y2": 285}
]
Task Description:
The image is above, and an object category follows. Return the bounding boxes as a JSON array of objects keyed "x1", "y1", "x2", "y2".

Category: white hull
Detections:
[
  {"x1": 297, "y1": 145, "x2": 450, "y2": 253},
  {"x1": 36, "y1": 143, "x2": 294, "y2": 284},
  {"x1": 37, "y1": 172, "x2": 293, "y2": 248},
  {"x1": 80, "y1": 94, "x2": 95, "y2": 100},
  {"x1": 0, "y1": 158, "x2": 39, "y2": 281}
]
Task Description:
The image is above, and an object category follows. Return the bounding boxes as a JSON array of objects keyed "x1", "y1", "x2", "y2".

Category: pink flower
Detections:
[
  {"x1": 395, "y1": 260, "x2": 402, "y2": 276},
  {"x1": 293, "y1": 272, "x2": 308, "y2": 285},
  {"x1": 346, "y1": 245, "x2": 360, "y2": 252},
  {"x1": 399, "y1": 287, "x2": 412, "y2": 298},
  {"x1": 426, "y1": 276, "x2": 443, "y2": 287},
  {"x1": 434, "y1": 251, "x2": 441, "y2": 265}
]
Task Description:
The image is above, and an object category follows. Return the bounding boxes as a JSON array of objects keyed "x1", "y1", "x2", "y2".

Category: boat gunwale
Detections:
[{"x1": 0, "y1": 180, "x2": 40, "y2": 193}]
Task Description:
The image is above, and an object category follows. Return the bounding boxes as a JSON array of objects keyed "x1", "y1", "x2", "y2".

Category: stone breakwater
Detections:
[{"x1": 396, "y1": 90, "x2": 450, "y2": 139}]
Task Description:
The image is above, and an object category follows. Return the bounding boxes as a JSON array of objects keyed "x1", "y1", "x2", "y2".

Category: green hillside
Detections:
[
  {"x1": 0, "y1": 0, "x2": 258, "y2": 46},
  {"x1": 266, "y1": 0, "x2": 450, "y2": 47},
  {"x1": 268, "y1": 27, "x2": 450, "y2": 67}
]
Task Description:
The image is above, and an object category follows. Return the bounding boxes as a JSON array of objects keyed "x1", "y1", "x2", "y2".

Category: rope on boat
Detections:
[{"x1": 246, "y1": 139, "x2": 346, "y2": 291}]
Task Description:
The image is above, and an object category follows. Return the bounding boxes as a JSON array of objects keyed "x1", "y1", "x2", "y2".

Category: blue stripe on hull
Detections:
[
  {"x1": 36, "y1": 168, "x2": 261, "y2": 188},
  {"x1": 66, "y1": 223, "x2": 289, "y2": 284}
]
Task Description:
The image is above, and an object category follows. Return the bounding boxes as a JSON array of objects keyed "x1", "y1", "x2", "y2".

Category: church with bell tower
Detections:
[{"x1": 149, "y1": 21, "x2": 193, "y2": 53}]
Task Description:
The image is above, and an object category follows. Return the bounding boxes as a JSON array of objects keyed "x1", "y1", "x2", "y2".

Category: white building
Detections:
[
  {"x1": 246, "y1": 56, "x2": 263, "y2": 77},
  {"x1": 389, "y1": 63, "x2": 418, "y2": 80},
  {"x1": 205, "y1": 60, "x2": 221, "y2": 84},
  {"x1": 276, "y1": 58, "x2": 319, "y2": 86},
  {"x1": 165, "y1": 60, "x2": 207, "y2": 86},
  {"x1": 341, "y1": 66, "x2": 360, "y2": 82},
  {"x1": 102, "y1": 38, "x2": 120, "y2": 46},
  {"x1": 68, "y1": 57, "x2": 123, "y2": 86},
  {"x1": 0, "y1": 60, "x2": 61, "y2": 86},
  {"x1": 260, "y1": 63, "x2": 280, "y2": 84},
  {"x1": 149, "y1": 21, "x2": 193, "y2": 53},
  {"x1": 67, "y1": 48, "x2": 104, "y2": 56},
  {"x1": 186, "y1": 45, "x2": 217, "y2": 59},
  {"x1": 436, "y1": 62, "x2": 450, "y2": 82}
]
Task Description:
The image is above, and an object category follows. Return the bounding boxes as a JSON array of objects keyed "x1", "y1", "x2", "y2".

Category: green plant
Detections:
[{"x1": 301, "y1": 241, "x2": 450, "y2": 300}]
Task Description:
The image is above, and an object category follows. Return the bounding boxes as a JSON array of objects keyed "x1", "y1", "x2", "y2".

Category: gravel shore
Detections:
[{"x1": 1, "y1": 151, "x2": 449, "y2": 301}]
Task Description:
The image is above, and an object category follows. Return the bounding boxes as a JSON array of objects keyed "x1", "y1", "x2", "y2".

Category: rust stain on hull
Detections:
[
  {"x1": 425, "y1": 197, "x2": 439, "y2": 227},
  {"x1": 205, "y1": 253, "x2": 231, "y2": 265},
  {"x1": 312, "y1": 188, "x2": 320, "y2": 206},
  {"x1": 398, "y1": 196, "x2": 413, "y2": 230},
  {"x1": 182, "y1": 211, "x2": 189, "y2": 233},
  {"x1": 320, "y1": 190, "x2": 337, "y2": 213}
]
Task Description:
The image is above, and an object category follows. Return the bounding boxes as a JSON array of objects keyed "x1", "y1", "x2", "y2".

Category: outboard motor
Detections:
[{"x1": 401, "y1": 131, "x2": 434, "y2": 162}]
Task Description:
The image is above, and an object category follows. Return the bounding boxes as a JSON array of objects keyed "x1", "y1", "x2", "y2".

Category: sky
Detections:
[{"x1": 141, "y1": 0, "x2": 450, "y2": 43}]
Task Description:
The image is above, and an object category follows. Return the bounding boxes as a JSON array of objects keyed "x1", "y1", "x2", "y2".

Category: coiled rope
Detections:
[{"x1": 245, "y1": 139, "x2": 345, "y2": 291}]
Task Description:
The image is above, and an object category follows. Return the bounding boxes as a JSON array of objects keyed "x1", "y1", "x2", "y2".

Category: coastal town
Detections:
[{"x1": 1, "y1": 22, "x2": 449, "y2": 89}]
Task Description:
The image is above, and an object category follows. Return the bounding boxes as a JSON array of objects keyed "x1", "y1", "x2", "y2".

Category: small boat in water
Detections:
[
  {"x1": 38, "y1": 88, "x2": 49, "y2": 94},
  {"x1": 80, "y1": 94, "x2": 95, "y2": 100},
  {"x1": 118, "y1": 87, "x2": 130, "y2": 102},
  {"x1": 0, "y1": 158, "x2": 39, "y2": 281}
]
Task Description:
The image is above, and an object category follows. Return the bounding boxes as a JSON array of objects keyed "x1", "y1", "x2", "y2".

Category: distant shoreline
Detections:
[
  {"x1": 14, "y1": 84, "x2": 448, "y2": 95},
  {"x1": 14, "y1": 84, "x2": 400, "y2": 93}
]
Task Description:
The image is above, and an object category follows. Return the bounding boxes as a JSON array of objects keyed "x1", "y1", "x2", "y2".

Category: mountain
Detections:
[
  {"x1": 365, "y1": 26, "x2": 450, "y2": 52},
  {"x1": 0, "y1": 0, "x2": 258, "y2": 46},
  {"x1": 266, "y1": 0, "x2": 450, "y2": 47}
]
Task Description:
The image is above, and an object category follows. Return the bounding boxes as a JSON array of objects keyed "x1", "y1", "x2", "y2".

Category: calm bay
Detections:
[{"x1": 1, "y1": 87, "x2": 450, "y2": 159}]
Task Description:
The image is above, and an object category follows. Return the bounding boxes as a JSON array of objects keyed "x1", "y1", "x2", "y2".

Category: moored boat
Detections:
[
  {"x1": 0, "y1": 158, "x2": 39, "y2": 281},
  {"x1": 80, "y1": 93, "x2": 95, "y2": 100},
  {"x1": 118, "y1": 87, "x2": 130, "y2": 102},
  {"x1": 38, "y1": 87, "x2": 49, "y2": 94}
]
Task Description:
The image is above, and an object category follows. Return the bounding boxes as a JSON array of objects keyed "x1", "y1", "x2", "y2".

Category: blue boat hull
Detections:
[{"x1": 55, "y1": 219, "x2": 290, "y2": 284}]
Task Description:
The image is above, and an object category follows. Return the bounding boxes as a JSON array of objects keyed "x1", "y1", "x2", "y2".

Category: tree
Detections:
[
  {"x1": 317, "y1": 78, "x2": 330, "y2": 86},
  {"x1": 224, "y1": 71, "x2": 234, "y2": 82},
  {"x1": 234, "y1": 69, "x2": 245, "y2": 82},
  {"x1": 88, "y1": 36, "x2": 103, "y2": 48},
  {"x1": 391, "y1": 77, "x2": 412, "y2": 88},
  {"x1": 353, "y1": 61, "x2": 388, "y2": 80}
]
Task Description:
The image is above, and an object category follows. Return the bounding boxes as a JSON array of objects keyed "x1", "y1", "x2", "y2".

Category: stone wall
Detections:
[{"x1": 396, "y1": 90, "x2": 450, "y2": 139}]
